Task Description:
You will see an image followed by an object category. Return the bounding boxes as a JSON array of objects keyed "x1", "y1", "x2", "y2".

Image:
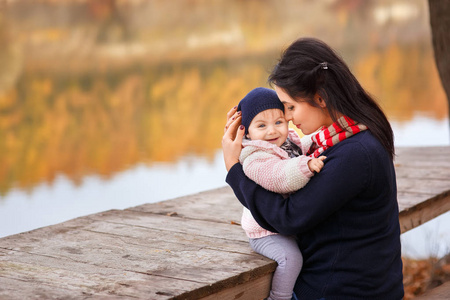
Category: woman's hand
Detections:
[{"x1": 222, "y1": 106, "x2": 245, "y2": 171}]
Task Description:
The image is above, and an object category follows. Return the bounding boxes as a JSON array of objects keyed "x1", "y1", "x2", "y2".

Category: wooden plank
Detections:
[
  {"x1": 0, "y1": 252, "x2": 273, "y2": 300},
  {"x1": 0, "y1": 219, "x2": 271, "y2": 282},
  {"x1": 0, "y1": 276, "x2": 125, "y2": 300},
  {"x1": 395, "y1": 146, "x2": 450, "y2": 158},
  {"x1": 199, "y1": 273, "x2": 272, "y2": 300},
  {"x1": 399, "y1": 191, "x2": 450, "y2": 233},
  {"x1": 128, "y1": 186, "x2": 243, "y2": 224},
  {"x1": 173, "y1": 266, "x2": 274, "y2": 300},
  {"x1": 2, "y1": 235, "x2": 255, "y2": 282},
  {"x1": 82, "y1": 220, "x2": 251, "y2": 253},
  {"x1": 397, "y1": 192, "x2": 436, "y2": 211},
  {"x1": 0, "y1": 259, "x2": 147, "y2": 299},
  {"x1": 395, "y1": 166, "x2": 450, "y2": 180},
  {"x1": 395, "y1": 146, "x2": 450, "y2": 233},
  {"x1": 1, "y1": 228, "x2": 274, "y2": 299},
  {"x1": 0, "y1": 249, "x2": 202, "y2": 299},
  {"x1": 396, "y1": 177, "x2": 449, "y2": 195},
  {"x1": 84, "y1": 209, "x2": 248, "y2": 242}
]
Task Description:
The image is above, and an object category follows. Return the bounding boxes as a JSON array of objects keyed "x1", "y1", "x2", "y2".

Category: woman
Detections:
[{"x1": 222, "y1": 38, "x2": 404, "y2": 299}]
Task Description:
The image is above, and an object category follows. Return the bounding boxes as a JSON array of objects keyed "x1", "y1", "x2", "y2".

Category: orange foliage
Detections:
[
  {"x1": 0, "y1": 0, "x2": 448, "y2": 196},
  {"x1": 354, "y1": 40, "x2": 447, "y2": 121},
  {"x1": 0, "y1": 60, "x2": 270, "y2": 195}
]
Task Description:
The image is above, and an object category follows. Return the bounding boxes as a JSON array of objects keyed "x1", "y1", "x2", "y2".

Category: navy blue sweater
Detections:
[{"x1": 226, "y1": 131, "x2": 404, "y2": 299}]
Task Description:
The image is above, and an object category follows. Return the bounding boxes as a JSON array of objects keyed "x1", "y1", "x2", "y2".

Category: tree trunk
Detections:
[{"x1": 428, "y1": 0, "x2": 450, "y2": 134}]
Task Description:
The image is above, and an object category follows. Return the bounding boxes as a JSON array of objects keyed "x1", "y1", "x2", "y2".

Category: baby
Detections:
[{"x1": 236, "y1": 87, "x2": 325, "y2": 300}]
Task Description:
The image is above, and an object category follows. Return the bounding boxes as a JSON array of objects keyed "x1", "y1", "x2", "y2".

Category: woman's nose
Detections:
[{"x1": 284, "y1": 111, "x2": 292, "y2": 122}]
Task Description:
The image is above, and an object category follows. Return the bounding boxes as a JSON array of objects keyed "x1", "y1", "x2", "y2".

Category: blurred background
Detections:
[{"x1": 0, "y1": 0, "x2": 449, "y2": 260}]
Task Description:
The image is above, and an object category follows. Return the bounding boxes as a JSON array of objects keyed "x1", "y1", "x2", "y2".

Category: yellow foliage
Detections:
[{"x1": 0, "y1": 0, "x2": 447, "y2": 196}]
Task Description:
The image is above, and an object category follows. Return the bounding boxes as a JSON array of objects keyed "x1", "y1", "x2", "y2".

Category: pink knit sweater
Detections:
[{"x1": 239, "y1": 130, "x2": 314, "y2": 239}]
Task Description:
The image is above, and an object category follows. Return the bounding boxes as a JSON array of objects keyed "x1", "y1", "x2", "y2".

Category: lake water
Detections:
[{"x1": 0, "y1": 0, "x2": 449, "y2": 259}]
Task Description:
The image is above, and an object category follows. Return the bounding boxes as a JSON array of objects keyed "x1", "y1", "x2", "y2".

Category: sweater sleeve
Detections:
[
  {"x1": 227, "y1": 140, "x2": 370, "y2": 235},
  {"x1": 240, "y1": 144, "x2": 313, "y2": 194}
]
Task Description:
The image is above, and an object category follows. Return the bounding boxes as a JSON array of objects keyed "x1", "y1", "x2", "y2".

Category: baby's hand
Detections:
[{"x1": 308, "y1": 156, "x2": 326, "y2": 173}]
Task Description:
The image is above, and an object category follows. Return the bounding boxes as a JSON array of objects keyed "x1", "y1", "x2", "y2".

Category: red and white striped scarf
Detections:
[{"x1": 307, "y1": 116, "x2": 367, "y2": 158}]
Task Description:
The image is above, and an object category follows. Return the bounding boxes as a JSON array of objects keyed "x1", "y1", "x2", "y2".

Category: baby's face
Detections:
[{"x1": 247, "y1": 109, "x2": 289, "y2": 147}]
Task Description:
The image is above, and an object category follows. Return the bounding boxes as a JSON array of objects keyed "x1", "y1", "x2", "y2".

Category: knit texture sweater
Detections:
[
  {"x1": 227, "y1": 131, "x2": 404, "y2": 299},
  {"x1": 240, "y1": 130, "x2": 313, "y2": 238}
]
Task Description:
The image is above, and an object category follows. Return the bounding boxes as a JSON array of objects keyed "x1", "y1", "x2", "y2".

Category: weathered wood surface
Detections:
[
  {"x1": 0, "y1": 146, "x2": 449, "y2": 299},
  {"x1": 0, "y1": 187, "x2": 275, "y2": 300},
  {"x1": 395, "y1": 146, "x2": 450, "y2": 233}
]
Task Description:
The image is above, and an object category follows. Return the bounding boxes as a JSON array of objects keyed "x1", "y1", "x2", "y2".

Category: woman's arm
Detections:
[{"x1": 227, "y1": 140, "x2": 370, "y2": 235}]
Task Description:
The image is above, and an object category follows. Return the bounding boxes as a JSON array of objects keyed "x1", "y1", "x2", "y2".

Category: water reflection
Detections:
[
  {"x1": 0, "y1": 0, "x2": 449, "y2": 244},
  {"x1": 0, "y1": 150, "x2": 228, "y2": 237}
]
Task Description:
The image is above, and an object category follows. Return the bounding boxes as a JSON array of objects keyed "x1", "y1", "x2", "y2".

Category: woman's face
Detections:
[{"x1": 274, "y1": 86, "x2": 334, "y2": 135}]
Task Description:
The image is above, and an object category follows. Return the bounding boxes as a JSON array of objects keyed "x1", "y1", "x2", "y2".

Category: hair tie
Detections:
[{"x1": 320, "y1": 62, "x2": 328, "y2": 70}]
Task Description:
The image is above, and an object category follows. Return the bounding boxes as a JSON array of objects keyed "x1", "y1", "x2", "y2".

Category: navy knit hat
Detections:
[{"x1": 237, "y1": 87, "x2": 284, "y2": 134}]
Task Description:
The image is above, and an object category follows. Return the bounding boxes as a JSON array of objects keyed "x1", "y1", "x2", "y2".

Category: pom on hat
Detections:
[{"x1": 237, "y1": 87, "x2": 284, "y2": 134}]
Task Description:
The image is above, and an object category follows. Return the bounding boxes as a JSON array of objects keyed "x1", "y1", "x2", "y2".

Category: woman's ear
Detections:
[{"x1": 314, "y1": 93, "x2": 327, "y2": 108}]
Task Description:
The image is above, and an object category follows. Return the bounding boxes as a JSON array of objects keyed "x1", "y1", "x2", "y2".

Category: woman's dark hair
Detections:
[{"x1": 268, "y1": 37, "x2": 395, "y2": 159}]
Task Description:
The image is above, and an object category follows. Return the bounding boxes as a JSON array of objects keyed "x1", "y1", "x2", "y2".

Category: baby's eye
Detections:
[
  {"x1": 258, "y1": 124, "x2": 266, "y2": 128},
  {"x1": 275, "y1": 120, "x2": 284, "y2": 125}
]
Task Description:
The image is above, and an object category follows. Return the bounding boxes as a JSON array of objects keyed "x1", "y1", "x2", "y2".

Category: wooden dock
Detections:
[{"x1": 0, "y1": 146, "x2": 449, "y2": 299}]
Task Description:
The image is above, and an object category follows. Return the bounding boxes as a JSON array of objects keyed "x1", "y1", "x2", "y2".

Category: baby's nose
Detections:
[{"x1": 267, "y1": 125, "x2": 277, "y2": 133}]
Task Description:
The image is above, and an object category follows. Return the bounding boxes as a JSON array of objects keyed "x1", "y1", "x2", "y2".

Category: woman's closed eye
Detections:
[{"x1": 286, "y1": 106, "x2": 294, "y2": 111}]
